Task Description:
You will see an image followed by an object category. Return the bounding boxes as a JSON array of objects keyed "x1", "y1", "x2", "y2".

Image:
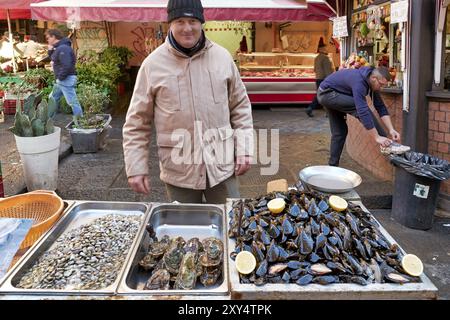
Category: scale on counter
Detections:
[{"x1": 299, "y1": 166, "x2": 362, "y2": 193}]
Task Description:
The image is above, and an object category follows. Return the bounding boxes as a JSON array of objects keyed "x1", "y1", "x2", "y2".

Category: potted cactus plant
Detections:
[{"x1": 9, "y1": 94, "x2": 61, "y2": 191}]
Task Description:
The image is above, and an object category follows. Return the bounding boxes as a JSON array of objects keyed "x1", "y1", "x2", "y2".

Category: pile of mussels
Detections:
[
  {"x1": 229, "y1": 190, "x2": 420, "y2": 286},
  {"x1": 139, "y1": 226, "x2": 224, "y2": 290},
  {"x1": 17, "y1": 214, "x2": 141, "y2": 290}
]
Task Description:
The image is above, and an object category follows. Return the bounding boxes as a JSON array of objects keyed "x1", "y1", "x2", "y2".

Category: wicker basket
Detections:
[{"x1": 0, "y1": 190, "x2": 64, "y2": 249}]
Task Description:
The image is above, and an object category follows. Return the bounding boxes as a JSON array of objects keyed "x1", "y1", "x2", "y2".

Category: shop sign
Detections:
[
  {"x1": 390, "y1": 0, "x2": 409, "y2": 24},
  {"x1": 332, "y1": 16, "x2": 348, "y2": 38}
]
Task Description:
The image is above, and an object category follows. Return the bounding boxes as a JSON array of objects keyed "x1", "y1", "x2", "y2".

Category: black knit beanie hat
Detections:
[{"x1": 167, "y1": 0, "x2": 205, "y2": 24}]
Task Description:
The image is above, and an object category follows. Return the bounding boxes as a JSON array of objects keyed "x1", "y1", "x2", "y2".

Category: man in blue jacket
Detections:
[
  {"x1": 317, "y1": 66, "x2": 400, "y2": 166},
  {"x1": 45, "y1": 29, "x2": 83, "y2": 116}
]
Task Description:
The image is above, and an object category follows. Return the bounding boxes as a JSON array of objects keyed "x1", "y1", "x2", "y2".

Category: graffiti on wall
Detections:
[
  {"x1": 77, "y1": 22, "x2": 108, "y2": 53},
  {"x1": 131, "y1": 23, "x2": 165, "y2": 58}
]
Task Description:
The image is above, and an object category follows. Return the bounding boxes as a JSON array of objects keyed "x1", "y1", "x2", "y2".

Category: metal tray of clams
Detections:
[
  {"x1": 0, "y1": 201, "x2": 150, "y2": 295},
  {"x1": 117, "y1": 203, "x2": 229, "y2": 295}
]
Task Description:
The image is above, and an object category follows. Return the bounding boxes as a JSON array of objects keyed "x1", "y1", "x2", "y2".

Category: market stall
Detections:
[
  {"x1": 0, "y1": 1, "x2": 45, "y2": 72},
  {"x1": 237, "y1": 18, "x2": 339, "y2": 104},
  {"x1": 345, "y1": 1, "x2": 403, "y2": 89},
  {"x1": 0, "y1": 185, "x2": 439, "y2": 300},
  {"x1": 30, "y1": 0, "x2": 337, "y2": 104}
]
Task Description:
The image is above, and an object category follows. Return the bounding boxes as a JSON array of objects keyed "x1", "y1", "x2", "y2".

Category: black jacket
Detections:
[{"x1": 48, "y1": 37, "x2": 76, "y2": 81}]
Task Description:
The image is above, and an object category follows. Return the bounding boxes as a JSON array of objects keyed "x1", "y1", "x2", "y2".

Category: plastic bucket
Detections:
[
  {"x1": 66, "y1": 114, "x2": 112, "y2": 153},
  {"x1": 14, "y1": 127, "x2": 61, "y2": 191}
]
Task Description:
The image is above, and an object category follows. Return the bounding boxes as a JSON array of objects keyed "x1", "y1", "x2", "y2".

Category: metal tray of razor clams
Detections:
[
  {"x1": 117, "y1": 203, "x2": 229, "y2": 295},
  {"x1": 0, "y1": 201, "x2": 149, "y2": 295}
]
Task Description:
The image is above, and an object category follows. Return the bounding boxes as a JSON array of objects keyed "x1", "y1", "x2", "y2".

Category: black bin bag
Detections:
[
  {"x1": 389, "y1": 151, "x2": 450, "y2": 181},
  {"x1": 389, "y1": 151, "x2": 449, "y2": 230}
]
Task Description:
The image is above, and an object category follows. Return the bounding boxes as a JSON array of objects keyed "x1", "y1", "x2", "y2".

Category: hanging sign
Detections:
[
  {"x1": 391, "y1": 0, "x2": 409, "y2": 24},
  {"x1": 332, "y1": 16, "x2": 348, "y2": 38}
]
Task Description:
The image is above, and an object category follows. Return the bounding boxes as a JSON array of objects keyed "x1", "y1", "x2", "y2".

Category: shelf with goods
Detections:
[
  {"x1": 347, "y1": 1, "x2": 403, "y2": 89},
  {"x1": 352, "y1": 0, "x2": 393, "y2": 13},
  {"x1": 237, "y1": 52, "x2": 317, "y2": 104}
]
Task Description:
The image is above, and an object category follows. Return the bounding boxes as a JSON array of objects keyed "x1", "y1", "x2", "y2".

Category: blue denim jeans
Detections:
[{"x1": 50, "y1": 75, "x2": 83, "y2": 116}]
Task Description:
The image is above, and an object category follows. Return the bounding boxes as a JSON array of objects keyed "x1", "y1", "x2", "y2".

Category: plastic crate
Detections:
[{"x1": 2, "y1": 99, "x2": 23, "y2": 115}]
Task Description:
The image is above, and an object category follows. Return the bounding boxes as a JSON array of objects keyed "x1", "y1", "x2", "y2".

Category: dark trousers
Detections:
[
  {"x1": 317, "y1": 89, "x2": 387, "y2": 166},
  {"x1": 165, "y1": 175, "x2": 240, "y2": 204},
  {"x1": 306, "y1": 79, "x2": 324, "y2": 112}
]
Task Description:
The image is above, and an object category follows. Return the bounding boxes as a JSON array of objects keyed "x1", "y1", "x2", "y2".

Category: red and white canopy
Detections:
[
  {"x1": 0, "y1": 0, "x2": 43, "y2": 19},
  {"x1": 30, "y1": 0, "x2": 335, "y2": 22}
]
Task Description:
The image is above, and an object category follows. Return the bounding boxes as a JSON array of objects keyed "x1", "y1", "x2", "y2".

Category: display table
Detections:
[{"x1": 0, "y1": 196, "x2": 438, "y2": 300}]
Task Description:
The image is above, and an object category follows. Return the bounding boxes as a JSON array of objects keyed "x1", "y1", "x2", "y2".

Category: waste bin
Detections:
[{"x1": 390, "y1": 152, "x2": 450, "y2": 230}]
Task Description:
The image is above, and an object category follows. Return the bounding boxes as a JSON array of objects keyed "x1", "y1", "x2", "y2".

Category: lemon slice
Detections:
[
  {"x1": 329, "y1": 195, "x2": 348, "y2": 212},
  {"x1": 268, "y1": 198, "x2": 286, "y2": 214},
  {"x1": 235, "y1": 251, "x2": 257, "y2": 275},
  {"x1": 401, "y1": 254, "x2": 423, "y2": 277}
]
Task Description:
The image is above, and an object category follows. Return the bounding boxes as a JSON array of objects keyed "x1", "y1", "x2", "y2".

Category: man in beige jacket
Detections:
[{"x1": 123, "y1": 0, "x2": 254, "y2": 204}]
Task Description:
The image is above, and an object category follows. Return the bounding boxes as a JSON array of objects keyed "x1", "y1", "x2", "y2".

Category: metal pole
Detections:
[{"x1": 6, "y1": 9, "x2": 17, "y2": 74}]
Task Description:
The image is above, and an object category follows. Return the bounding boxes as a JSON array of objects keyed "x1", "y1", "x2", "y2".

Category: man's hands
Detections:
[
  {"x1": 375, "y1": 129, "x2": 400, "y2": 148},
  {"x1": 375, "y1": 135, "x2": 393, "y2": 147},
  {"x1": 235, "y1": 155, "x2": 251, "y2": 176},
  {"x1": 128, "y1": 175, "x2": 150, "y2": 194},
  {"x1": 129, "y1": 157, "x2": 250, "y2": 194},
  {"x1": 389, "y1": 129, "x2": 400, "y2": 142}
]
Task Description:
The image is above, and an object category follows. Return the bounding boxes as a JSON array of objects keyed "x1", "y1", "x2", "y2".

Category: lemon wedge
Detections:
[
  {"x1": 401, "y1": 254, "x2": 423, "y2": 277},
  {"x1": 267, "y1": 198, "x2": 286, "y2": 214},
  {"x1": 329, "y1": 195, "x2": 348, "y2": 212},
  {"x1": 235, "y1": 251, "x2": 257, "y2": 275}
]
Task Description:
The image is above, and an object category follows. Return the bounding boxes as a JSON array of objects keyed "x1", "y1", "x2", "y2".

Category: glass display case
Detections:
[
  {"x1": 237, "y1": 52, "x2": 318, "y2": 104},
  {"x1": 238, "y1": 52, "x2": 317, "y2": 78}
]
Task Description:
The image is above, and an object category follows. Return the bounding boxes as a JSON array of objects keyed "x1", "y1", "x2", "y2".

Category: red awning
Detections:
[
  {"x1": 0, "y1": 9, "x2": 31, "y2": 19},
  {"x1": 0, "y1": 0, "x2": 40, "y2": 9},
  {"x1": 31, "y1": 0, "x2": 335, "y2": 22},
  {"x1": 0, "y1": 1, "x2": 43, "y2": 20}
]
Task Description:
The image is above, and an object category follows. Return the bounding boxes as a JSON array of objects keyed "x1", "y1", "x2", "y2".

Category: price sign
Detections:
[
  {"x1": 391, "y1": 0, "x2": 409, "y2": 24},
  {"x1": 333, "y1": 16, "x2": 348, "y2": 38}
]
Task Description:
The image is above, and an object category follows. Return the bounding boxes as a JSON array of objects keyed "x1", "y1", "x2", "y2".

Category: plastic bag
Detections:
[
  {"x1": 0, "y1": 218, "x2": 34, "y2": 279},
  {"x1": 389, "y1": 151, "x2": 450, "y2": 181},
  {"x1": 0, "y1": 219, "x2": 21, "y2": 245}
]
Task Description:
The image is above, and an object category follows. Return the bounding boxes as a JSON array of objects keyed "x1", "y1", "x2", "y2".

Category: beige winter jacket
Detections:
[{"x1": 123, "y1": 38, "x2": 254, "y2": 190}]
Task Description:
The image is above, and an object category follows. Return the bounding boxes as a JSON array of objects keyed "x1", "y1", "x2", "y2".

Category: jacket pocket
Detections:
[
  {"x1": 208, "y1": 70, "x2": 228, "y2": 104},
  {"x1": 157, "y1": 133, "x2": 187, "y2": 175},
  {"x1": 155, "y1": 76, "x2": 181, "y2": 112},
  {"x1": 215, "y1": 125, "x2": 235, "y2": 166}
]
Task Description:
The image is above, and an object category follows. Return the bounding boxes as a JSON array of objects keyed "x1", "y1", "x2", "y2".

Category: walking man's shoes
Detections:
[
  {"x1": 306, "y1": 108, "x2": 314, "y2": 117},
  {"x1": 380, "y1": 142, "x2": 411, "y2": 155}
]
